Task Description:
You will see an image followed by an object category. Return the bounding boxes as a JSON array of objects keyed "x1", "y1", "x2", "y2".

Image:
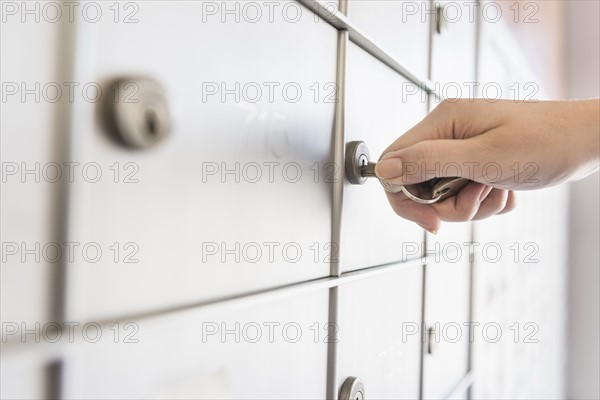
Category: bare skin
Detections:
[{"x1": 375, "y1": 98, "x2": 600, "y2": 233}]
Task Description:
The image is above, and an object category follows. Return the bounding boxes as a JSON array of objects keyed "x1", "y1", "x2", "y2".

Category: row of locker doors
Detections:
[
  {"x1": 2, "y1": 1, "x2": 478, "y2": 398},
  {"x1": 60, "y1": 0, "x2": 476, "y2": 324},
  {"x1": 53, "y1": 258, "x2": 471, "y2": 399}
]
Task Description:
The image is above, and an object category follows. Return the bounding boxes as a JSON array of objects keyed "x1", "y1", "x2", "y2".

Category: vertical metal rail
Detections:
[
  {"x1": 327, "y1": 0, "x2": 348, "y2": 397},
  {"x1": 330, "y1": 0, "x2": 348, "y2": 280},
  {"x1": 46, "y1": 13, "x2": 79, "y2": 400}
]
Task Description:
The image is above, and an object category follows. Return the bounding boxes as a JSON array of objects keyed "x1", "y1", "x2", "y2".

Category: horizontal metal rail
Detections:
[{"x1": 297, "y1": 0, "x2": 439, "y2": 96}]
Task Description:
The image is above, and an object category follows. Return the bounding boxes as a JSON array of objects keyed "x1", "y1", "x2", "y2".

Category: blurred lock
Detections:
[{"x1": 104, "y1": 77, "x2": 171, "y2": 149}]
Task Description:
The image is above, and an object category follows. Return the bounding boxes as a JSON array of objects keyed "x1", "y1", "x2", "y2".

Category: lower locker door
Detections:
[
  {"x1": 337, "y1": 262, "x2": 423, "y2": 399},
  {"x1": 61, "y1": 289, "x2": 328, "y2": 399},
  {"x1": 0, "y1": 356, "x2": 51, "y2": 400},
  {"x1": 422, "y1": 259, "x2": 471, "y2": 399}
]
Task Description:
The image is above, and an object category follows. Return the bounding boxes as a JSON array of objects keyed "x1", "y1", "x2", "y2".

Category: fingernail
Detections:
[
  {"x1": 375, "y1": 158, "x2": 403, "y2": 179},
  {"x1": 417, "y1": 223, "x2": 438, "y2": 235}
]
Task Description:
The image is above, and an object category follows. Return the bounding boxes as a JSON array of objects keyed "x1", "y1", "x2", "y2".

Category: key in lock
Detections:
[{"x1": 345, "y1": 141, "x2": 469, "y2": 204}]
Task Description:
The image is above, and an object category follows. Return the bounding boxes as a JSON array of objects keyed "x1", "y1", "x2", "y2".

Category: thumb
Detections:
[{"x1": 375, "y1": 138, "x2": 481, "y2": 186}]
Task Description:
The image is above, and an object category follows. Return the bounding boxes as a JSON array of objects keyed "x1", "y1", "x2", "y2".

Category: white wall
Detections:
[{"x1": 566, "y1": 1, "x2": 600, "y2": 399}]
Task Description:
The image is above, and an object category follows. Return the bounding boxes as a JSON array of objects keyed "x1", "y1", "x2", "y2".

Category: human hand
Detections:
[{"x1": 375, "y1": 99, "x2": 600, "y2": 233}]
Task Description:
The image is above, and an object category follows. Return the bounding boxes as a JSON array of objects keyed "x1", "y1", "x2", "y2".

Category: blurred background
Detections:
[{"x1": 565, "y1": 1, "x2": 600, "y2": 398}]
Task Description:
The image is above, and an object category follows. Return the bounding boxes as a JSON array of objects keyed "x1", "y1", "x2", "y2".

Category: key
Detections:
[
  {"x1": 345, "y1": 141, "x2": 470, "y2": 204},
  {"x1": 430, "y1": 177, "x2": 470, "y2": 200},
  {"x1": 360, "y1": 161, "x2": 377, "y2": 178}
]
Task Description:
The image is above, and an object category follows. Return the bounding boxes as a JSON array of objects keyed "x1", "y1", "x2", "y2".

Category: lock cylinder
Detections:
[{"x1": 345, "y1": 141, "x2": 372, "y2": 184}]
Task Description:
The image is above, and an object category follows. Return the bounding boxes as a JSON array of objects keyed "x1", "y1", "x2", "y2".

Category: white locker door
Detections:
[
  {"x1": 429, "y1": 0, "x2": 477, "y2": 98},
  {"x1": 422, "y1": 260, "x2": 471, "y2": 399},
  {"x1": 337, "y1": 263, "x2": 423, "y2": 399},
  {"x1": 342, "y1": 42, "x2": 427, "y2": 272},
  {"x1": 64, "y1": 1, "x2": 338, "y2": 322},
  {"x1": 62, "y1": 289, "x2": 329, "y2": 399},
  {"x1": 347, "y1": 0, "x2": 431, "y2": 79}
]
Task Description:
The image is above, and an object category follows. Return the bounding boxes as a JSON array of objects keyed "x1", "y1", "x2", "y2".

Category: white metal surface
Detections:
[
  {"x1": 422, "y1": 259, "x2": 471, "y2": 399},
  {"x1": 63, "y1": 1, "x2": 338, "y2": 322},
  {"x1": 347, "y1": 0, "x2": 431, "y2": 80},
  {"x1": 341, "y1": 42, "x2": 427, "y2": 272},
  {"x1": 0, "y1": 359, "x2": 50, "y2": 400},
  {"x1": 429, "y1": 0, "x2": 478, "y2": 95},
  {"x1": 337, "y1": 262, "x2": 423, "y2": 399},
  {"x1": 0, "y1": 8, "x2": 70, "y2": 336},
  {"x1": 470, "y1": 14, "x2": 568, "y2": 399},
  {"x1": 62, "y1": 289, "x2": 329, "y2": 399}
]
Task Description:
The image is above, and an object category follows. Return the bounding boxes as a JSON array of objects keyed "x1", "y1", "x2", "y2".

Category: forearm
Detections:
[{"x1": 565, "y1": 99, "x2": 600, "y2": 180}]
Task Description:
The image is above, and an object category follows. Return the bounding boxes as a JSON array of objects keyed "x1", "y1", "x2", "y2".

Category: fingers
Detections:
[
  {"x1": 472, "y1": 188, "x2": 509, "y2": 220},
  {"x1": 384, "y1": 181, "x2": 486, "y2": 231},
  {"x1": 385, "y1": 184, "x2": 517, "y2": 232},
  {"x1": 430, "y1": 181, "x2": 488, "y2": 222},
  {"x1": 379, "y1": 102, "x2": 457, "y2": 155},
  {"x1": 375, "y1": 100, "x2": 514, "y2": 187},
  {"x1": 380, "y1": 99, "x2": 504, "y2": 157},
  {"x1": 498, "y1": 191, "x2": 517, "y2": 214},
  {"x1": 375, "y1": 138, "x2": 484, "y2": 185},
  {"x1": 377, "y1": 99, "x2": 522, "y2": 228},
  {"x1": 384, "y1": 192, "x2": 441, "y2": 234}
]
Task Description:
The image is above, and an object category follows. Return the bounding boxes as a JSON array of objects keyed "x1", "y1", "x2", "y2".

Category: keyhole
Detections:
[
  {"x1": 439, "y1": 187, "x2": 450, "y2": 195},
  {"x1": 359, "y1": 154, "x2": 368, "y2": 167},
  {"x1": 144, "y1": 108, "x2": 158, "y2": 138}
]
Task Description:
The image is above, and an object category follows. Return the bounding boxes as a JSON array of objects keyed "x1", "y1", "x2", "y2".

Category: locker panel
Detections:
[
  {"x1": 447, "y1": 387, "x2": 470, "y2": 400},
  {"x1": 471, "y1": 187, "x2": 568, "y2": 399},
  {"x1": 471, "y1": 20, "x2": 569, "y2": 398},
  {"x1": 64, "y1": 1, "x2": 337, "y2": 321},
  {"x1": 341, "y1": 42, "x2": 427, "y2": 272},
  {"x1": 430, "y1": 0, "x2": 478, "y2": 101},
  {"x1": 426, "y1": 222, "x2": 472, "y2": 268},
  {"x1": 62, "y1": 289, "x2": 328, "y2": 399},
  {"x1": 422, "y1": 260, "x2": 470, "y2": 399},
  {"x1": 0, "y1": 7, "x2": 67, "y2": 339},
  {"x1": 0, "y1": 357, "x2": 51, "y2": 400},
  {"x1": 337, "y1": 263, "x2": 423, "y2": 399},
  {"x1": 427, "y1": 2, "x2": 475, "y2": 246},
  {"x1": 347, "y1": 0, "x2": 430, "y2": 79}
]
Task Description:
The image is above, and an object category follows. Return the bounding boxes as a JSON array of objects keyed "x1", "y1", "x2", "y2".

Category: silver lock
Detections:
[
  {"x1": 345, "y1": 141, "x2": 373, "y2": 185},
  {"x1": 104, "y1": 77, "x2": 171, "y2": 149},
  {"x1": 339, "y1": 376, "x2": 365, "y2": 400}
]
